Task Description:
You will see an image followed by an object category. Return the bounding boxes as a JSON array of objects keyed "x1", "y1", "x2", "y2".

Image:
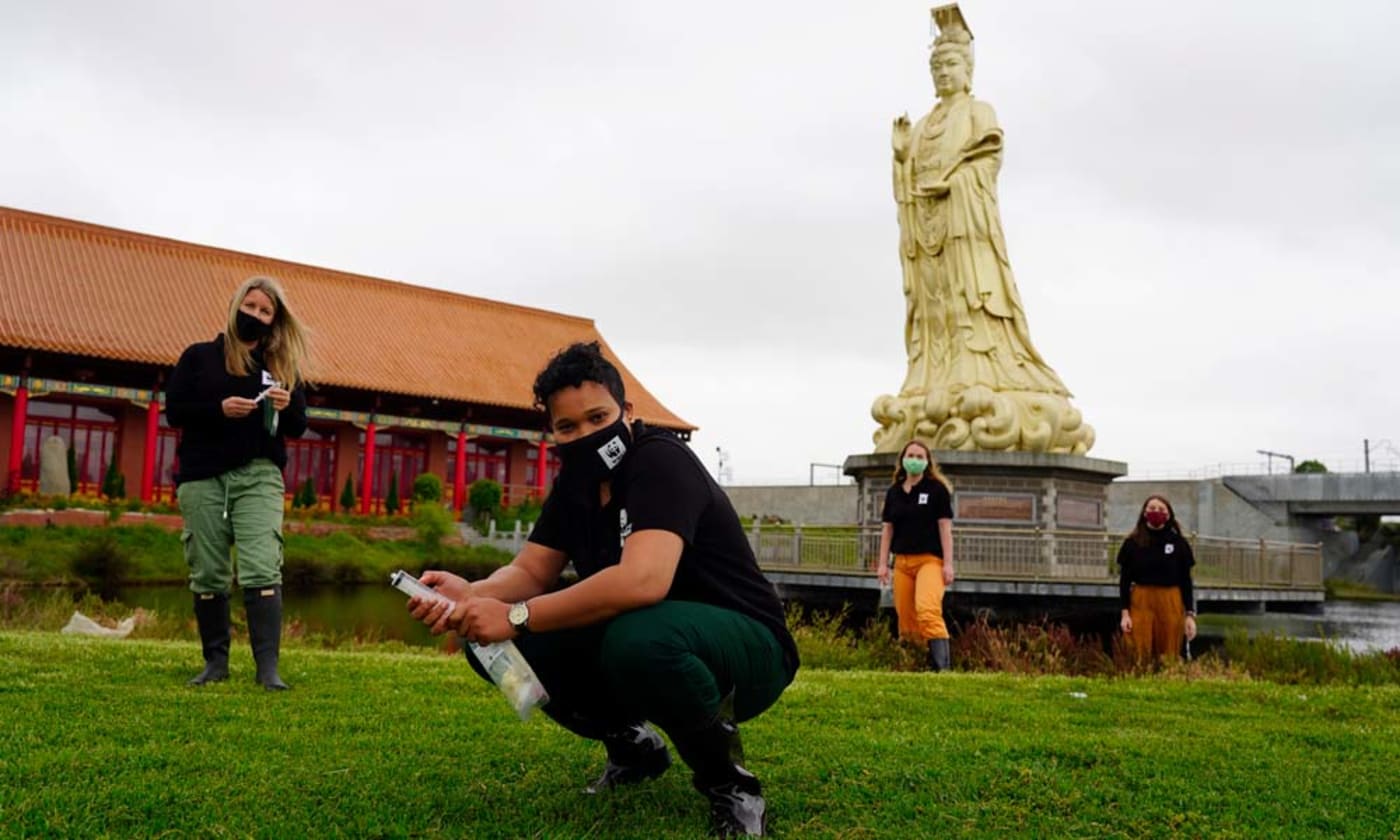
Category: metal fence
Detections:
[{"x1": 747, "y1": 524, "x2": 1323, "y2": 590}]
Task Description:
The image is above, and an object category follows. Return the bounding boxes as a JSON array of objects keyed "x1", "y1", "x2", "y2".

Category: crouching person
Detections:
[{"x1": 409, "y1": 342, "x2": 798, "y2": 837}]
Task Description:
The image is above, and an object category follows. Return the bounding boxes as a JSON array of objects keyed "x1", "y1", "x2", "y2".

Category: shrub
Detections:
[
  {"x1": 411, "y1": 473, "x2": 443, "y2": 503},
  {"x1": 953, "y1": 613, "x2": 1114, "y2": 676},
  {"x1": 1295, "y1": 459, "x2": 1328, "y2": 474},
  {"x1": 468, "y1": 479, "x2": 502, "y2": 527},
  {"x1": 101, "y1": 453, "x2": 126, "y2": 500},
  {"x1": 65, "y1": 444, "x2": 78, "y2": 494},
  {"x1": 70, "y1": 532, "x2": 131, "y2": 594},
  {"x1": 492, "y1": 495, "x2": 544, "y2": 530},
  {"x1": 295, "y1": 478, "x2": 317, "y2": 510},
  {"x1": 412, "y1": 503, "x2": 455, "y2": 552},
  {"x1": 385, "y1": 473, "x2": 401, "y2": 516},
  {"x1": 339, "y1": 476, "x2": 356, "y2": 512}
]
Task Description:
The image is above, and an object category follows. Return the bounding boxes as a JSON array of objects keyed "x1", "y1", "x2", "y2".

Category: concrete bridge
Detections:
[{"x1": 1222, "y1": 472, "x2": 1400, "y2": 517}]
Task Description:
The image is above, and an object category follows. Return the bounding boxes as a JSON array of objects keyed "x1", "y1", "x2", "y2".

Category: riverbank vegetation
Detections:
[
  {"x1": 7, "y1": 587, "x2": 1397, "y2": 687},
  {"x1": 0, "y1": 524, "x2": 511, "y2": 590},
  {"x1": 2, "y1": 631, "x2": 1397, "y2": 838}
]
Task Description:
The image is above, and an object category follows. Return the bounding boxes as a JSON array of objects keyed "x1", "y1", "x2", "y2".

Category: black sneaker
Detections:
[
  {"x1": 701, "y1": 782, "x2": 767, "y2": 837},
  {"x1": 584, "y1": 724, "x2": 671, "y2": 793}
]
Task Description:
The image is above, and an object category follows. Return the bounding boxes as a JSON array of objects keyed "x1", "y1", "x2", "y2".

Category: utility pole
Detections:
[
  {"x1": 1364, "y1": 438, "x2": 1370, "y2": 473},
  {"x1": 1256, "y1": 449, "x2": 1295, "y2": 475}
]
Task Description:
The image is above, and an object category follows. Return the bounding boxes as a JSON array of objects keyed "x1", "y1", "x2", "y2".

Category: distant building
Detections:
[{"x1": 0, "y1": 206, "x2": 691, "y2": 512}]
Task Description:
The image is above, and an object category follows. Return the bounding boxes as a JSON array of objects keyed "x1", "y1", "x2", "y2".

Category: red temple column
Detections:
[
  {"x1": 7, "y1": 380, "x2": 28, "y2": 493},
  {"x1": 453, "y1": 430, "x2": 468, "y2": 512},
  {"x1": 139, "y1": 396, "x2": 159, "y2": 502},
  {"x1": 535, "y1": 439, "x2": 548, "y2": 498},
  {"x1": 360, "y1": 420, "x2": 377, "y2": 515}
]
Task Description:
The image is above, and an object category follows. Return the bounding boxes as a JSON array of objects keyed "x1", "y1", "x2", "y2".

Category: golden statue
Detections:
[{"x1": 872, "y1": 5, "x2": 1094, "y2": 455}]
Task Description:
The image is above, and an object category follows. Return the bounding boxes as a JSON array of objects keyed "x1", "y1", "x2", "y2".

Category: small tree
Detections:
[
  {"x1": 65, "y1": 443, "x2": 78, "y2": 495},
  {"x1": 468, "y1": 478, "x2": 503, "y2": 530},
  {"x1": 385, "y1": 472, "x2": 401, "y2": 516},
  {"x1": 412, "y1": 473, "x2": 443, "y2": 503},
  {"x1": 101, "y1": 452, "x2": 125, "y2": 500},
  {"x1": 339, "y1": 475, "x2": 356, "y2": 512},
  {"x1": 1295, "y1": 459, "x2": 1328, "y2": 474},
  {"x1": 298, "y1": 478, "x2": 317, "y2": 509}
]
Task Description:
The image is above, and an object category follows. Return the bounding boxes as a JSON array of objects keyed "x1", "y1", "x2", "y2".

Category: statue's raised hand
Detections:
[{"x1": 891, "y1": 113, "x2": 912, "y2": 161}]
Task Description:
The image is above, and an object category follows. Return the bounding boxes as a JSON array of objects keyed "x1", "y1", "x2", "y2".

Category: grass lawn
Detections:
[{"x1": 3, "y1": 633, "x2": 1399, "y2": 838}]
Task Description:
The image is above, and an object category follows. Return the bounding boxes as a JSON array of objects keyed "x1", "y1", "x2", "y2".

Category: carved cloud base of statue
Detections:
[{"x1": 871, "y1": 385, "x2": 1094, "y2": 455}]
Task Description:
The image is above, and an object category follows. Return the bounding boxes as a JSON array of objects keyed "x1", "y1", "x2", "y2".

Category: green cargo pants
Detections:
[
  {"x1": 469, "y1": 600, "x2": 792, "y2": 735},
  {"x1": 178, "y1": 459, "x2": 286, "y2": 594}
]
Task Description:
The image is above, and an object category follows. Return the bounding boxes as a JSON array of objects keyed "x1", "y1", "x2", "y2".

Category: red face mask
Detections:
[{"x1": 1144, "y1": 509, "x2": 1169, "y2": 528}]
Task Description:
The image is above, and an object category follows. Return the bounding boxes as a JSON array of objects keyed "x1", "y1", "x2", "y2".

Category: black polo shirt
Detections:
[
  {"x1": 881, "y1": 476, "x2": 954, "y2": 557},
  {"x1": 1116, "y1": 528, "x2": 1196, "y2": 611},
  {"x1": 529, "y1": 423, "x2": 799, "y2": 678}
]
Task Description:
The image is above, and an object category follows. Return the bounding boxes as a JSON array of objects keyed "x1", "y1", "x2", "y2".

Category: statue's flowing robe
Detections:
[{"x1": 894, "y1": 95, "x2": 1068, "y2": 399}]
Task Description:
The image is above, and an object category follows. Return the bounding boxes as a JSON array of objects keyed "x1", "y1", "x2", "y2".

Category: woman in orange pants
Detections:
[
  {"x1": 1117, "y1": 495, "x2": 1198, "y2": 662},
  {"x1": 876, "y1": 440, "x2": 955, "y2": 671}
]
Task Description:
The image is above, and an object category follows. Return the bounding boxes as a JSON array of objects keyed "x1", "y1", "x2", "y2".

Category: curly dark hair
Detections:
[{"x1": 532, "y1": 341, "x2": 627, "y2": 417}]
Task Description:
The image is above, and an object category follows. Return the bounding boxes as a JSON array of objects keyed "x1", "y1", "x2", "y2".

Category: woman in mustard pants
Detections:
[
  {"x1": 876, "y1": 440, "x2": 955, "y2": 671},
  {"x1": 1117, "y1": 495, "x2": 1198, "y2": 663}
]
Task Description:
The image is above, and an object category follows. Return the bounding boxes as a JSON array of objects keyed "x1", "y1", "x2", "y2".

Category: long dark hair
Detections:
[
  {"x1": 890, "y1": 439, "x2": 952, "y2": 490},
  {"x1": 1128, "y1": 494, "x2": 1182, "y2": 547}
]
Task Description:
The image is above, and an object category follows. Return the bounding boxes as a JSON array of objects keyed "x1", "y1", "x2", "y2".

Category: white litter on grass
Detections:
[
  {"x1": 1068, "y1": 692, "x2": 1088, "y2": 699},
  {"x1": 61, "y1": 611, "x2": 137, "y2": 639}
]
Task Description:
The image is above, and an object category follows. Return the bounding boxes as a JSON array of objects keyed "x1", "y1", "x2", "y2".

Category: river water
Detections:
[
  {"x1": 1196, "y1": 599, "x2": 1400, "y2": 653},
  {"x1": 59, "y1": 586, "x2": 1400, "y2": 654}
]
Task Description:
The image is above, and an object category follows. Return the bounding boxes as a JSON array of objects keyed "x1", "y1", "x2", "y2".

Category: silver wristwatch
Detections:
[{"x1": 507, "y1": 601, "x2": 531, "y2": 635}]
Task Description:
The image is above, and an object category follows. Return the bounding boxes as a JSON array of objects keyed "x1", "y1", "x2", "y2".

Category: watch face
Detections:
[{"x1": 508, "y1": 602, "x2": 529, "y2": 628}]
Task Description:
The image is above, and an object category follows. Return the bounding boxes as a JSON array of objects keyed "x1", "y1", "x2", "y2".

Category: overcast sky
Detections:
[{"x1": 3, "y1": 1, "x2": 1398, "y2": 483}]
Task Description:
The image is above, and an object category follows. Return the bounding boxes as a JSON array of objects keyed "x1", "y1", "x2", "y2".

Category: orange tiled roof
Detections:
[{"x1": 0, "y1": 207, "x2": 692, "y2": 429}]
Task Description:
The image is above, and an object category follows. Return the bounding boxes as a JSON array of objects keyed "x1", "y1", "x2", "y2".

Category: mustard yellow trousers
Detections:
[
  {"x1": 893, "y1": 553, "x2": 948, "y2": 642},
  {"x1": 1128, "y1": 585, "x2": 1185, "y2": 661}
]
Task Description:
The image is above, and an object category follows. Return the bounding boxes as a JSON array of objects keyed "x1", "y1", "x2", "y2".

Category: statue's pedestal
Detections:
[{"x1": 843, "y1": 450, "x2": 1128, "y2": 533}]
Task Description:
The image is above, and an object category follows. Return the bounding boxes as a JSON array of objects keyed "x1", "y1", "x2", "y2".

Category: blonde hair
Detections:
[
  {"x1": 223, "y1": 275, "x2": 311, "y2": 387},
  {"x1": 891, "y1": 439, "x2": 952, "y2": 491}
]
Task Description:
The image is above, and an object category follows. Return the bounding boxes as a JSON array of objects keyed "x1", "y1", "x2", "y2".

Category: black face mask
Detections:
[
  {"x1": 554, "y1": 417, "x2": 631, "y2": 485},
  {"x1": 235, "y1": 310, "x2": 274, "y2": 343}
]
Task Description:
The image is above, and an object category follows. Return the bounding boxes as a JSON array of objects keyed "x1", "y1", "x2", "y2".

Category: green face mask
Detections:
[{"x1": 902, "y1": 457, "x2": 928, "y2": 476}]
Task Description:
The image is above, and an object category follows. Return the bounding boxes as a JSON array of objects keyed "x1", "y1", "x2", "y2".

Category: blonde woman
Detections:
[
  {"x1": 876, "y1": 440, "x2": 955, "y2": 670},
  {"x1": 165, "y1": 276, "x2": 310, "y2": 689}
]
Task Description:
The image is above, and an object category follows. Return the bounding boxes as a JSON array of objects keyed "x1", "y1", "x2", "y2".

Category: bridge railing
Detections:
[
  {"x1": 1190, "y1": 536, "x2": 1324, "y2": 589},
  {"x1": 748, "y1": 524, "x2": 1323, "y2": 590}
]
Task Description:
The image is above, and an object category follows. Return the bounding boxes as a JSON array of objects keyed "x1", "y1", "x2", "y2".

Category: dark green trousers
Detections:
[{"x1": 467, "y1": 600, "x2": 791, "y2": 735}]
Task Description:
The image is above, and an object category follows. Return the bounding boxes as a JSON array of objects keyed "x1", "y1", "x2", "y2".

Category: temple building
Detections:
[{"x1": 0, "y1": 206, "x2": 691, "y2": 512}]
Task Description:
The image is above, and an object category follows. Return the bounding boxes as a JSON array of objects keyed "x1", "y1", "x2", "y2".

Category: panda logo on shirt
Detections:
[{"x1": 619, "y1": 507, "x2": 633, "y2": 546}]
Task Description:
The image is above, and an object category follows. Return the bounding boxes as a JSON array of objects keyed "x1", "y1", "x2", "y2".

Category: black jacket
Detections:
[{"x1": 165, "y1": 334, "x2": 307, "y2": 485}]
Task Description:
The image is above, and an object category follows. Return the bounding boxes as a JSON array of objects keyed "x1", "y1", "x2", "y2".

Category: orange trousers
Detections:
[
  {"x1": 892, "y1": 553, "x2": 948, "y2": 642},
  {"x1": 1128, "y1": 585, "x2": 1185, "y2": 661}
]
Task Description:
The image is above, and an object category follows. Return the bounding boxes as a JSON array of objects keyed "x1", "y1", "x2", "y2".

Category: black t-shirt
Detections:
[
  {"x1": 529, "y1": 424, "x2": 799, "y2": 678},
  {"x1": 1117, "y1": 528, "x2": 1196, "y2": 611},
  {"x1": 881, "y1": 476, "x2": 955, "y2": 557}
]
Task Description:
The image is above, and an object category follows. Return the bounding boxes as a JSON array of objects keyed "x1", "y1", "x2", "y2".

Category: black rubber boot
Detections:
[
  {"x1": 584, "y1": 722, "x2": 672, "y2": 793},
  {"x1": 188, "y1": 592, "x2": 230, "y2": 686},
  {"x1": 670, "y1": 694, "x2": 766, "y2": 838},
  {"x1": 928, "y1": 638, "x2": 951, "y2": 672},
  {"x1": 244, "y1": 585, "x2": 289, "y2": 690}
]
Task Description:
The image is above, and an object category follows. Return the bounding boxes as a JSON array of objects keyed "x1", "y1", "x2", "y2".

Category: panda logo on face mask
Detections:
[{"x1": 598, "y1": 436, "x2": 627, "y2": 469}]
